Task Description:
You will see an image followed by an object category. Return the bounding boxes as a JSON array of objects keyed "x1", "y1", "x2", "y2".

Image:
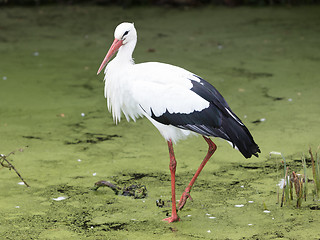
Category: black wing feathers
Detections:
[{"x1": 150, "y1": 75, "x2": 260, "y2": 158}]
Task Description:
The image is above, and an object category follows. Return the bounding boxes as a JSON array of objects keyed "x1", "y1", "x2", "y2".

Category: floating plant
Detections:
[{"x1": 273, "y1": 148, "x2": 320, "y2": 208}]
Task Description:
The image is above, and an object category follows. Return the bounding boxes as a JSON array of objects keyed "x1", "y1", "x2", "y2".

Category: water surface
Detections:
[{"x1": 0, "y1": 5, "x2": 319, "y2": 239}]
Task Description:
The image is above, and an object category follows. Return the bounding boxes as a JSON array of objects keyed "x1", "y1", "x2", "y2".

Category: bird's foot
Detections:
[
  {"x1": 178, "y1": 191, "x2": 193, "y2": 210},
  {"x1": 162, "y1": 215, "x2": 180, "y2": 223}
]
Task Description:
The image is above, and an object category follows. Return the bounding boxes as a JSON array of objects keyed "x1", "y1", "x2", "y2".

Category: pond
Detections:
[{"x1": 0, "y1": 5, "x2": 319, "y2": 239}]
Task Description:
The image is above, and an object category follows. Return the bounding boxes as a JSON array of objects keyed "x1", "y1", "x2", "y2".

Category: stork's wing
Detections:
[
  {"x1": 131, "y1": 65, "x2": 260, "y2": 158},
  {"x1": 131, "y1": 70, "x2": 232, "y2": 139}
]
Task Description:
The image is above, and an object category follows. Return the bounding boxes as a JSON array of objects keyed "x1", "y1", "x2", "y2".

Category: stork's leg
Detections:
[
  {"x1": 178, "y1": 136, "x2": 217, "y2": 210},
  {"x1": 162, "y1": 140, "x2": 180, "y2": 222}
]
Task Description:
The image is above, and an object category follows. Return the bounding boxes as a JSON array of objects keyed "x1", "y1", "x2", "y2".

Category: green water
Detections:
[{"x1": 1, "y1": 5, "x2": 320, "y2": 239}]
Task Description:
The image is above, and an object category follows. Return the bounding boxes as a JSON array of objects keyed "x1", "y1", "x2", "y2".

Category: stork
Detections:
[{"x1": 97, "y1": 22, "x2": 260, "y2": 223}]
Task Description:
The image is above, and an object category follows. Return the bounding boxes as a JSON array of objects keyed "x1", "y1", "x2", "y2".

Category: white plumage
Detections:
[
  {"x1": 101, "y1": 23, "x2": 210, "y2": 143},
  {"x1": 97, "y1": 22, "x2": 260, "y2": 222}
]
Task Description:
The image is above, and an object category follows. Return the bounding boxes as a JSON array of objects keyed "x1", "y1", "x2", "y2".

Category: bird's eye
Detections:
[{"x1": 122, "y1": 31, "x2": 129, "y2": 39}]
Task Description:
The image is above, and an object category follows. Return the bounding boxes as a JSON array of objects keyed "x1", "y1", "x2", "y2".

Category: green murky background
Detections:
[{"x1": 1, "y1": 5, "x2": 320, "y2": 239}]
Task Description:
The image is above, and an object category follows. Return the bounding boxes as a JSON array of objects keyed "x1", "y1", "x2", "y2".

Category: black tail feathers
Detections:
[{"x1": 221, "y1": 117, "x2": 260, "y2": 159}]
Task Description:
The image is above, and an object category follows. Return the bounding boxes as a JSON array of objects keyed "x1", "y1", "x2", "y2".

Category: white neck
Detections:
[{"x1": 115, "y1": 39, "x2": 136, "y2": 64}]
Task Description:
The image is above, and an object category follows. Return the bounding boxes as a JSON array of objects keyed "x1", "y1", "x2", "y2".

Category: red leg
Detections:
[
  {"x1": 178, "y1": 136, "x2": 217, "y2": 210},
  {"x1": 162, "y1": 140, "x2": 180, "y2": 223}
]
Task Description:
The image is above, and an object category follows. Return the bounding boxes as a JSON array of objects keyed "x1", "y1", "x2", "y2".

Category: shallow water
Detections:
[{"x1": 0, "y1": 5, "x2": 320, "y2": 239}]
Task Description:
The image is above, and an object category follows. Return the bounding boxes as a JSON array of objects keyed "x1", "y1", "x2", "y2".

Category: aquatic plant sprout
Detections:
[
  {"x1": 271, "y1": 148, "x2": 320, "y2": 208},
  {"x1": 309, "y1": 148, "x2": 320, "y2": 199},
  {"x1": 269, "y1": 151, "x2": 290, "y2": 206}
]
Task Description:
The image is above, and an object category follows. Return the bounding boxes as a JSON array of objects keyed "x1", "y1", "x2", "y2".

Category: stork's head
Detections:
[
  {"x1": 97, "y1": 22, "x2": 137, "y2": 75},
  {"x1": 114, "y1": 22, "x2": 136, "y2": 45}
]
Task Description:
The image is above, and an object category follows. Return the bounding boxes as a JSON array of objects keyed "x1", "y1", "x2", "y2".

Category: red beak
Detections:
[{"x1": 97, "y1": 38, "x2": 123, "y2": 75}]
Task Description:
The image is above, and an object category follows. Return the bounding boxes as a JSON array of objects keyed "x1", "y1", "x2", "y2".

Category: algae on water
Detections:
[{"x1": 1, "y1": 5, "x2": 320, "y2": 240}]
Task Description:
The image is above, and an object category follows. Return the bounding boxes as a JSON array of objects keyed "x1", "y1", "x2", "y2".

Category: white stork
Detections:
[{"x1": 97, "y1": 22, "x2": 260, "y2": 223}]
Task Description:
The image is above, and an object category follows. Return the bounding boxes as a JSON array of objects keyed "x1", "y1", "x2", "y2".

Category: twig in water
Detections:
[
  {"x1": 92, "y1": 180, "x2": 147, "y2": 199},
  {"x1": 92, "y1": 180, "x2": 121, "y2": 194},
  {"x1": 0, "y1": 147, "x2": 30, "y2": 187}
]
